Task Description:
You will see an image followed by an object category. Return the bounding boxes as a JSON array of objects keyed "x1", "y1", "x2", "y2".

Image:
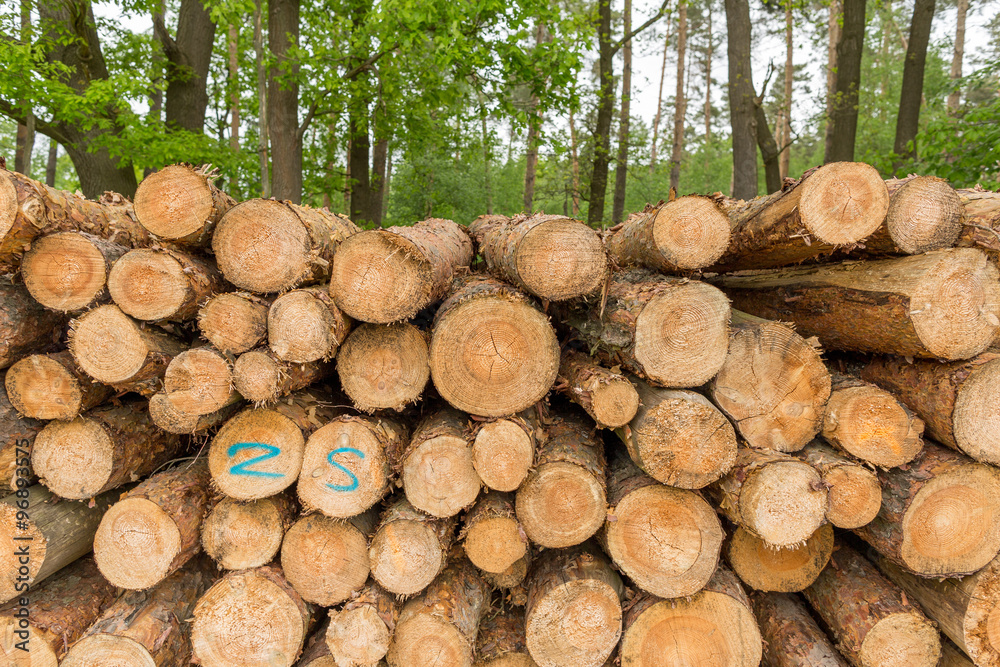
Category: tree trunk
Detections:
[
  {"x1": 228, "y1": 24, "x2": 240, "y2": 192},
  {"x1": 955, "y1": 185, "x2": 1000, "y2": 256},
  {"x1": 254, "y1": 0, "x2": 270, "y2": 198},
  {"x1": 108, "y1": 247, "x2": 228, "y2": 322},
  {"x1": 331, "y1": 218, "x2": 473, "y2": 322},
  {"x1": 401, "y1": 407, "x2": 479, "y2": 518},
  {"x1": 133, "y1": 164, "x2": 236, "y2": 246},
  {"x1": 268, "y1": 0, "x2": 302, "y2": 202},
  {"x1": 726, "y1": 524, "x2": 834, "y2": 593},
  {"x1": 753, "y1": 592, "x2": 850, "y2": 667},
  {"x1": 198, "y1": 292, "x2": 271, "y2": 355},
  {"x1": 947, "y1": 0, "x2": 968, "y2": 113},
  {"x1": 715, "y1": 248, "x2": 1000, "y2": 360},
  {"x1": 233, "y1": 348, "x2": 331, "y2": 405},
  {"x1": 0, "y1": 284, "x2": 64, "y2": 371},
  {"x1": 201, "y1": 493, "x2": 296, "y2": 570},
  {"x1": 823, "y1": 0, "x2": 841, "y2": 158},
  {"x1": 474, "y1": 607, "x2": 533, "y2": 666},
  {"x1": 327, "y1": 581, "x2": 398, "y2": 666},
  {"x1": 557, "y1": 350, "x2": 639, "y2": 429},
  {"x1": 779, "y1": 0, "x2": 794, "y2": 180},
  {"x1": 462, "y1": 491, "x2": 529, "y2": 575},
  {"x1": 148, "y1": 390, "x2": 242, "y2": 435},
  {"x1": 756, "y1": 100, "x2": 782, "y2": 194},
  {"x1": 863, "y1": 174, "x2": 964, "y2": 255},
  {"x1": 796, "y1": 440, "x2": 881, "y2": 529},
  {"x1": 893, "y1": 0, "x2": 936, "y2": 165},
  {"x1": 0, "y1": 372, "x2": 42, "y2": 491},
  {"x1": 669, "y1": 0, "x2": 688, "y2": 192},
  {"x1": 471, "y1": 413, "x2": 536, "y2": 492},
  {"x1": 826, "y1": 0, "x2": 867, "y2": 162},
  {"x1": 523, "y1": 24, "x2": 545, "y2": 214},
  {"x1": 569, "y1": 107, "x2": 581, "y2": 216},
  {"x1": 649, "y1": 23, "x2": 671, "y2": 173},
  {"x1": 44, "y1": 140, "x2": 57, "y2": 187},
  {"x1": 155, "y1": 0, "x2": 216, "y2": 133},
  {"x1": 602, "y1": 451, "x2": 724, "y2": 598},
  {"x1": 704, "y1": 4, "x2": 713, "y2": 144},
  {"x1": 588, "y1": 0, "x2": 615, "y2": 225},
  {"x1": 348, "y1": 110, "x2": 372, "y2": 224},
  {"x1": 267, "y1": 287, "x2": 352, "y2": 363},
  {"x1": 337, "y1": 322, "x2": 429, "y2": 412},
  {"x1": 725, "y1": 0, "x2": 757, "y2": 198},
  {"x1": 611, "y1": 0, "x2": 632, "y2": 224},
  {"x1": 162, "y1": 346, "x2": 236, "y2": 416},
  {"x1": 21, "y1": 232, "x2": 127, "y2": 313},
  {"x1": 368, "y1": 494, "x2": 457, "y2": 596}
]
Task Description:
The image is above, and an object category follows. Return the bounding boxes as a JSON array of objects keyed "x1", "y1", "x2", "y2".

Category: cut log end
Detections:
[
  {"x1": 404, "y1": 434, "x2": 480, "y2": 518},
  {"x1": 297, "y1": 420, "x2": 391, "y2": 518},
  {"x1": 107, "y1": 249, "x2": 190, "y2": 320},
  {"x1": 338, "y1": 322, "x2": 429, "y2": 412},
  {"x1": 164, "y1": 348, "x2": 233, "y2": 415},
  {"x1": 0, "y1": 619, "x2": 59, "y2": 665},
  {"x1": 824, "y1": 463, "x2": 881, "y2": 529},
  {"x1": 823, "y1": 384, "x2": 924, "y2": 467},
  {"x1": 887, "y1": 175, "x2": 964, "y2": 254},
  {"x1": 133, "y1": 164, "x2": 217, "y2": 240},
  {"x1": 516, "y1": 218, "x2": 607, "y2": 301},
  {"x1": 281, "y1": 513, "x2": 370, "y2": 607},
  {"x1": 0, "y1": 173, "x2": 16, "y2": 240},
  {"x1": 60, "y1": 634, "x2": 156, "y2": 667},
  {"x1": 5, "y1": 354, "x2": 83, "y2": 420},
  {"x1": 268, "y1": 289, "x2": 348, "y2": 363},
  {"x1": 516, "y1": 461, "x2": 606, "y2": 549},
  {"x1": 201, "y1": 496, "x2": 287, "y2": 570},
  {"x1": 327, "y1": 606, "x2": 392, "y2": 666},
  {"x1": 22, "y1": 232, "x2": 110, "y2": 311},
  {"x1": 32, "y1": 417, "x2": 114, "y2": 499},
  {"x1": 93, "y1": 497, "x2": 182, "y2": 590},
  {"x1": 389, "y1": 614, "x2": 471, "y2": 667},
  {"x1": 198, "y1": 292, "x2": 269, "y2": 354},
  {"x1": 369, "y1": 521, "x2": 444, "y2": 596},
  {"x1": 472, "y1": 420, "x2": 533, "y2": 492},
  {"x1": 525, "y1": 580, "x2": 621, "y2": 666},
  {"x1": 465, "y1": 515, "x2": 527, "y2": 574},
  {"x1": 740, "y1": 460, "x2": 828, "y2": 547},
  {"x1": 727, "y1": 524, "x2": 833, "y2": 593},
  {"x1": 232, "y1": 349, "x2": 284, "y2": 404},
  {"x1": 148, "y1": 391, "x2": 238, "y2": 434},
  {"x1": 799, "y1": 162, "x2": 890, "y2": 244},
  {"x1": 653, "y1": 196, "x2": 732, "y2": 269},
  {"x1": 69, "y1": 306, "x2": 152, "y2": 384},
  {"x1": 859, "y1": 612, "x2": 942, "y2": 667},
  {"x1": 954, "y1": 357, "x2": 1000, "y2": 465},
  {"x1": 209, "y1": 408, "x2": 304, "y2": 500},
  {"x1": 589, "y1": 379, "x2": 639, "y2": 429}
]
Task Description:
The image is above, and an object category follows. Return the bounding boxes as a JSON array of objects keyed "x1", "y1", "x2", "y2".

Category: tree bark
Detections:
[
  {"x1": 21, "y1": 231, "x2": 128, "y2": 312},
  {"x1": 704, "y1": 4, "x2": 713, "y2": 143},
  {"x1": 752, "y1": 592, "x2": 850, "y2": 667},
  {"x1": 669, "y1": 0, "x2": 688, "y2": 192},
  {"x1": 368, "y1": 494, "x2": 457, "y2": 596},
  {"x1": 569, "y1": 108, "x2": 581, "y2": 216},
  {"x1": 228, "y1": 24, "x2": 240, "y2": 193},
  {"x1": 155, "y1": 0, "x2": 216, "y2": 133},
  {"x1": 201, "y1": 493, "x2": 296, "y2": 570},
  {"x1": 649, "y1": 23, "x2": 670, "y2": 173},
  {"x1": 611, "y1": 0, "x2": 632, "y2": 224},
  {"x1": 725, "y1": 0, "x2": 757, "y2": 199},
  {"x1": 198, "y1": 292, "x2": 272, "y2": 355},
  {"x1": 108, "y1": 247, "x2": 228, "y2": 322},
  {"x1": 557, "y1": 350, "x2": 639, "y2": 429},
  {"x1": 795, "y1": 440, "x2": 881, "y2": 529},
  {"x1": 474, "y1": 607, "x2": 533, "y2": 666},
  {"x1": 0, "y1": 372, "x2": 42, "y2": 491},
  {"x1": 726, "y1": 523, "x2": 834, "y2": 593},
  {"x1": 756, "y1": 100, "x2": 782, "y2": 194},
  {"x1": 779, "y1": 0, "x2": 794, "y2": 180},
  {"x1": 133, "y1": 164, "x2": 236, "y2": 246},
  {"x1": 44, "y1": 140, "x2": 57, "y2": 187},
  {"x1": 0, "y1": 284, "x2": 65, "y2": 372},
  {"x1": 337, "y1": 322, "x2": 429, "y2": 412},
  {"x1": 269, "y1": 0, "x2": 303, "y2": 203},
  {"x1": 893, "y1": 0, "x2": 936, "y2": 165},
  {"x1": 824, "y1": 0, "x2": 842, "y2": 159},
  {"x1": 588, "y1": 0, "x2": 615, "y2": 225},
  {"x1": 826, "y1": 0, "x2": 867, "y2": 162},
  {"x1": 254, "y1": 0, "x2": 270, "y2": 197},
  {"x1": 524, "y1": 22, "x2": 546, "y2": 214},
  {"x1": 947, "y1": 0, "x2": 968, "y2": 113}
]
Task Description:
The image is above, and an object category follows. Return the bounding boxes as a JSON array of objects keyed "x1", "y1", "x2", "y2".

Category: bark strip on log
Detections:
[
  {"x1": 0, "y1": 282, "x2": 65, "y2": 370},
  {"x1": 471, "y1": 413, "x2": 536, "y2": 493},
  {"x1": 726, "y1": 523, "x2": 834, "y2": 593},
  {"x1": 556, "y1": 350, "x2": 638, "y2": 429},
  {"x1": 796, "y1": 440, "x2": 881, "y2": 529},
  {"x1": 201, "y1": 492, "x2": 296, "y2": 570},
  {"x1": 108, "y1": 246, "x2": 227, "y2": 321},
  {"x1": 955, "y1": 185, "x2": 1000, "y2": 255},
  {"x1": 368, "y1": 494, "x2": 456, "y2": 596},
  {"x1": 163, "y1": 346, "x2": 235, "y2": 416},
  {"x1": 22, "y1": 231, "x2": 128, "y2": 311},
  {"x1": 752, "y1": 591, "x2": 850, "y2": 667},
  {"x1": 0, "y1": 373, "x2": 41, "y2": 490},
  {"x1": 299, "y1": 620, "x2": 336, "y2": 666},
  {"x1": 148, "y1": 390, "x2": 242, "y2": 435},
  {"x1": 133, "y1": 164, "x2": 235, "y2": 246},
  {"x1": 326, "y1": 581, "x2": 398, "y2": 667},
  {"x1": 268, "y1": 286, "x2": 352, "y2": 363},
  {"x1": 474, "y1": 607, "x2": 534, "y2": 667},
  {"x1": 337, "y1": 322, "x2": 430, "y2": 412},
  {"x1": 5, "y1": 350, "x2": 114, "y2": 420},
  {"x1": 402, "y1": 407, "x2": 480, "y2": 518},
  {"x1": 197, "y1": 291, "x2": 271, "y2": 355},
  {"x1": 233, "y1": 347, "x2": 330, "y2": 405},
  {"x1": 462, "y1": 491, "x2": 529, "y2": 575}
]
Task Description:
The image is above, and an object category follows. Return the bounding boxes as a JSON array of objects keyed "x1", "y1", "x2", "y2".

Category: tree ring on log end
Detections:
[
  {"x1": 281, "y1": 514, "x2": 370, "y2": 607},
  {"x1": 728, "y1": 524, "x2": 833, "y2": 593},
  {"x1": 369, "y1": 521, "x2": 443, "y2": 595},
  {"x1": 327, "y1": 606, "x2": 391, "y2": 666},
  {"x1": 134, "y1": 164, "x2": 215, "y2": 240},
  {"x1": 954, "y1": 358, "x2": 1000, "y2": 465},
  {"x1": 94, "y1": 497, "x2": 181, "y2": 589},
  {"x1": 824, "y1": 464, "x2": 881, "y2": 529},
  {"x1": 590, "y1": 379, "x2": 640, "y2": 429},
  {"x1": 859, "y1": 612, "x2": 941, "y2": 667},
  {"x1": 403, "y1": 435, "x2": 480, "y2": 518},
  {"x1": 823, "y1": 385, "x2": 923, "y2": 467},
  {"x1": 798, "y1": 162, "x2": 889, "y2": 244},
  {"x1": 739, "y1": 461, "x2": 828, "y2": 547},
  {"x1": 62, "y1": 634, "x2": 156, "y2": 667},
  {"x1": 5, "y1": 354, "x2": 83, "y2": 420},
  {"x1": 516, "y1": 218, "x2": 607, "y2": 301},
  {"x1": 337, "y1": 322, "x2": 429, "y2": 412},
  {"x1": 164, "y1": 348, "x2": 233, "y2": 415},
  {"x1": 0, "y1": 620, "x2": 58, "y2": 666},
  {"x1": 212, "y1": 200, "x2": 311, "y2": 293},
  {"x1": 108, "y1": 249, "x2": 190, "y2": 321},
  {"x1": 526, "y1": 580, "x2": 621, "y2": 665},
  {"x1": 0, "y1": 504, "x2": 45, "y2": 603},
  {"x1": 516, "y1": 462, "x2": 605, "y2": 549},
  {"x1": 198, "y1": 293, "x2": 268, "y2": 354},
  {"x1": 465, "y1": 515, "x2": 527, "y2": 574},
  {"x1": 23, "y1": 232, "x2": 108, "y2": 312},
  {"x1": 887, "y1": 176, "x2": 964, "y2": 254},
  {"x1": 232, "y1": 350, "x2": 283, "y2": 404},
  {"x1": 201, "y1": 497, "x2": 285, "y2": 570},
  {"x1": 654, "y1": 196, "x2": 731, "y2": 269},
  {"x1": 32, "y1": 417, "x2": 114, "y2": 499},
  {"x1": 389, "y1": 614, "x2": 471, "y2": 667},
  {"x1": 298, "y1": 420, "x2": 388, "y2": 517},
  {"x1": 0, "y1": 173, "x2": 16, "y2": 241},
  {"x1": 70, "y1": 305, "x2": 151, "y2": 384},
  {"x1": 209, "y1": 409, "x2": 304, "y2": 500},
  {"x1": 269, "y1": 291, "x2": 341, "y2": 363},
  {"x1": 473, "y1": 420, "x2": 534, "y2": 492}
]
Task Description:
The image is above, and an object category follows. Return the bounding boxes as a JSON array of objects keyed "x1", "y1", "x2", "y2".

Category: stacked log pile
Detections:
[{"x1": 0, "y1": 162, "x2": 998, "y2": 666}]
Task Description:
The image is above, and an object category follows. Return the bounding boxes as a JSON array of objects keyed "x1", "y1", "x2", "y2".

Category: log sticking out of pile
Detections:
[
  {"x1": 132, "y1": 164, "x2": 235, "y2": 246},
  {"x1": 21, "y1": 231, "x2": 128, "y2": 312},
  {"x1": 5, "y1": 350, "x2": 114, "y2": 420}
]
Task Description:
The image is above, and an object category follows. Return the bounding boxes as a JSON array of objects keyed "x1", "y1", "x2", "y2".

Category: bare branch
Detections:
[{"x1": 612, "y1": 0, "x2": 671, "y2": 55}]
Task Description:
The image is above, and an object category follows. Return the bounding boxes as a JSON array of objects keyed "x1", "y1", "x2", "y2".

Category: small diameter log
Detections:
[
  {"x1": 708, "y1": 446, "x2": 829, "y2": 547},
  {"x1": 0, "y1": 484, "x2": 117, "y2": 604},
  {"x1": 368, "y1": 494, "x2": 456, "y2": 596},
  {"x1": 515, "y1": 412, "x2": 608, "y2": 549},
  {"x1": 429, "y1": 275, "x2": 559, "y2": 417},
  {"x1": 387, "y1": 557, "x2": 488, "y2": 667},
  {"x1": 148, "y1": 390, "x2": 242, "y2": 435},
  {"x1": 853, "y1": 441, "x2": 1000, "y2": 578},
  {"x1": 326, "y1": 581, "x2": 398, "y2": 667},
  {"x1": 93, "y1": 461, "x2": 212, "y2": 590},
  {"x1": 462, "y1": 492, "x2": 529, "y2": 575},
  {"x1": 403, "y1": 407, "x2": 480, "y2": 518},
  {"x1": 707, "y1": 161, "x2": 890, "y2": 272},
  {"x1": 556, "y1": 351, "x2": 638, "y2": 429},
  {"x1": 872, "y1": 175, "x2": 964, "y2": 255},
  {"x1": 5, "y1": 350, "x2": 113, "y2": 420},
  {"x1": 281, "y1": 508, "x2": 377, "y2": 607},
  {"x1": 163, "y1": 346, "x2": 235, "y2": 416},
  {"x1": 618, "y1": 378, "x2": 737, "y2": 488},
  {"x1": 209, "y1": 405, "x2": 306, "y2": 500},
  {"x1": 21, "y1": 231, "x2": 128, "y2": 311},
  {"x1": 330, "y1": 218, "x2": 473, "y2": 323},
  {"x1": 469, "y1": 213, "x2": 608, "y2": 301},
  {"x1": 32, "y1": 400, "x2": 183, "y2": 500},
  {"x1": 474, "y1": 607, "x2": 535, "y2": 667},
  {"x1": 212, "y1": 197, "x2": 359, "y2": 293},
  {"x1": 133, "y1": 163, "x2": 235, "y2": 246},
  {"x1": 0, "y1": 557, "x2": 117, "y2": 664},
  {"x1": 0, "y1": 373, "x2": 41, "y2": 490},
  {"x1": 619, "y1": 567, "x2": 762, "y2": 667},
  {"x1": 524, "y1": 545, "x2": 623, "y2": 667},
  {"x1": 562, "y1": 268, "x2": 730, "y2": 388},
  {"x1": 198, "y1": 292, "x2": 271, "y2": 355},
  {"x1": 709, "y1": 310, "x2": 831, "y2": 452},
  {"x1": 191, "y1": 565, "x2": 312, "y2": 667},
  {"x1": 60, "y1": 556, "x2": 218, "y2": 667},
  {"x1": 726, "y1": 523, "x2": 834, "y2": 593},
  {"x1": 0, "y1": 282, "x2": 65, "y2": 370},
  {"x1": 602, "y1": 452, "x2": 724, "y2": 598},
  {"x1": 715, "y1": 248, "x2": 1000, "y2": 361},
  {"x1": 803, "y1": 544, "x2": 941, "y2": 667},
  {"x1": 0, "y1": 169, "x2": 148, "y2": 273},
  {"x1": 337, "y1": 322, "x2": 430, "y2": 412},
  {"x1": 296, "y1": 414, "x2": 408, "y2": 518},
  {"x1": 822, "y1": 372, "x2": 925, "y2": 468},
  {"x1": 269, "y1": 286, "x2": 352, "y2": 363},
  {"x1": 876, "y1": 554, "x2": 1000, "y2": 667},
  {"x1": 108, "y1": 247, "x2": 227, "y2": 322},
  {"x1": 471, "y1": 414, "x2": 536, "y2": 492},
  {"x1": 201, "y1": 492, "x2": 297, "y2": 570},
  {"x1": 483, "y1": 552, "x2": 531, "y2": 596},
  {"x1": 752, "y1": 591, "x2": 850, "y2": 667},
  {"x1": 956, "y1": 185, "x2": 1000, "y2": 254},
  {"x1": 861, "y1": 351, "x2": 1000, "y2": 466},
  {"x1": 605, "y1": 195, "x2": 731, "y2": 272},
  {"x1": 796, "y1": 440, "x2": 881, "y2": 529},
  {"x1": 69, "y1": 305, "x2": 187, "y2": 395},
  {"x1": 233, "y1": 348, "x2": 330, "y2": 405}
]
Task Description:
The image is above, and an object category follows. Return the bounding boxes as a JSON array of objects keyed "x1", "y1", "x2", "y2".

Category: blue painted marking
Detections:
[
  {"x1": 227, "y1": 442, "x2": 284, "y2": 478},
  {"x1": 326, "y1": 447, "x2": 364, "y2": 492}
]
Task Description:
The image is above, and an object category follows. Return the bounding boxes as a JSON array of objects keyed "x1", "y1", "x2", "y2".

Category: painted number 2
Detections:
[
  {"x1": 327, "y1": 448, "x2": 364, "y2": 492},
  {"x1": 227, "y1": 442, "x2": 283, "y2": 478}
]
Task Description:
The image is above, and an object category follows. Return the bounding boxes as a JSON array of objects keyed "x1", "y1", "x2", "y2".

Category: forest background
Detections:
[{"x1": 0, "y1": 0, "x2": 997, "y2": 229}]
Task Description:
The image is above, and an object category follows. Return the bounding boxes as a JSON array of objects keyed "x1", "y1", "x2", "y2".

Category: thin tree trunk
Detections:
[
  {"x1": 946, "y1": 0, "x2": 967, "y2": 113},
  {"x1": 649, "y1": 25, "x2": 670, "y2": 173},
  {"x1": 253, "y1": 0, "x2": 270, "y2": 198},
  {"x1": 478, "y1": 93, "x2": 493, "y2": 215},
  {"x1": 344, "y1": 137, "x2": 352, "y2": 211},
  {"x1": 704, "y1": 3, "x2": 713, "y2": 143},
  {"x1": 612, "y1": 0, "x2": 633, "y2": 223},
  {"x1": 588, "y1": 0, "x2": 615, "y2": 225},
  {"x1": 228, "y1": 24, "x2": 240, "y2": 193},
  {"x1": 268, "y1": 0, "x2": 302, "y2": 203},
  {"x1": 823, "y1": 0, "x2": 841, "y2": 160},
  {"x1": 524, "y1": 22, "x2": 545, "y2": 213},
  {"x1": 569, "y1": 107, "x2": 581, "y2": 216},
  {"x1": 14, "y1": 0, "x2": 34, "y2": 177},
  {"x1": 725, "y1": 0, "x2": 757, "y2": 199},
  {"x1": 45, "y1": 140, "x2": 57, "y2": 187},
  {"x1": 826, "y1": 0, "x2": 866, "y2": 163},
  {"x1": 779, "y1": 0, "x2": 793, "y2": 180},
  {"x1": 893, "y1": 0, "x2": 935, "y2": 165},
  {"x1": 669, "y1": 0, "x2": 688, "y2": 192},
  {"x1": 348, "y1": 112, "x2": 371, "y2": 223},
  {"x1": 371, "y1": 134, "x2": 388, "y2": 227}
]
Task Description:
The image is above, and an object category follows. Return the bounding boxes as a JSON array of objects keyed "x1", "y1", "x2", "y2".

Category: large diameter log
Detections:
[
  {"x1": 0, "y1": 168, "x2": 148, "y2": 273},
  {"x1": 524, "y1": 546, "x2": 623, "y2": 667},
  {"x1": 860, "y1": 351, "x2": 1000, "y2": 465},
  {"x1": 403, "y1": 407, "x2": 480, "y2": 517},
  {"x1": 796, "y1": 440, "x2": 881, "y2": 529},
  {"x1": 0, "y1": 282, "x2": 65, "y2": 370},
  {"x1": 61, "y1": 556, "x2": 218, "y2": 667},
  {"x1": 752, "y1": 591, "x2": 850, "y2": 667},
  {"x1": 5, "y1": 350, "x2": 114, "y2": 420},
  {"x1": 201, "y1": 493, "x2": 296, "y2": 570},
  {"x1": 163, "y1": 346, "x2": 235, "y2": 416},
  {"x1": 515, "y1": 412, "x2": 608, "y2": 549},
  {"x1": 619, "y1": 567, "x2": 762, "y2": 667},
  {"x1": 331, "y1": 218, "x2": 473, "y2": 323},
  {"x1": 0, "y1": 484, "x2": 117, "y2": 604},
  {"x1": 0, "y1": 557, "x2": 117, "y2": 664},
  {"x1": 133, "y1": 164, "x2": 235, "y2": 246},
  {"x1": 429, "y1": 275, "x2": 559, "y2": 417},
  {"x1": 269, "y1": 286, "x2": 352, "y2": 363},
  {"x1": 726, "y1": 523, "x2": 834, "y2": 593},
  {"x1": 469, "y1": 213, "x2": 608, "y2": 301},
  {"x1": 707, "y1": 161, "x2": 889, "y2": 272},
  {"x1": 462, "y1": 492, "x2": 529, "y2": 575},
  {"x1": 21, "y1": 231, "x2": 128, "y2": 311},
  {"x1": 197, "y1": 291, "x2": 271, "y2": 354},
  {"x1": 191, "y1": 564, "x2": 313, "y2": 667},
  {"x1": 605, "y1": 196, "x2": 731, "y2": 272},
  {"x1": 602, "y1": 452, "x2": 723, "y2": 598},
  {"x1": 0, "y1": 374, "x2": 41, "y2": 490},
  {"x1": 233, "y1": 348, "x2": 330, "y2": 405},
  {"x1": 708, "y1": 310, "x2": 831, "y2": 452},
  {"x1": 618, "y1": 379, "x2": 737, "y2": 488},
  {"x1": 93, "y1": 461, "x2": 212, "y2": 590},
  {"x1": 212, "y1": 198, "x2": 359, "y2": 293},
  {"x1": 556, "y1": 350, "x2": 638, "y2": 429},
  {"x1": 32, "y1": 400, "x2": 184, "y2": 499},
  {"x1": 337, "y1": 322, "x2": 430, "y2": 412},
  {"x1": 803, "y1": 544, "x2": 941, "y2": 667},
  {"x1": 822, "y1": 372, "x2": 925, "y2": 468},
  {"x1": 296, "y1": 413, "x2": 408, "y2": 518},
  {"x1": 108, "y1": 247, "x2": 227, "y2": 322},
  {"x1": 715, "y1": 248, "x2": 1000, "y2": 360},
  {"x1": 471, "y1": 413, "x2": 536, "y2": 492},
  {"x1": 853, "y1": 441, "x2": 1000, "y2": 577},
  {"x1": 562, "y1": 269, "x2": 730, "y2": 388},
  {"x1": 326, "y1": 581, "x2": 398, "y2": 667},
  {"x1": 368, "y1": 494, "x2": 456, "y2": 596},
  {"x1": 148, "y1": 390, "x2": 242, "y2": 435},
  {"x1": 708, "y1": 446, "x2": 829, "y2": 547},
  {"x1": 387, "y1": 557, "x2": 488, "y2": 667},
  {"x1": 69, "y1": 305, "x2": 187, "y2": 394},
  {"x1": 474, "y1": 607, "x2": 535, "y2": 667},
  {"x1": 876, "y1": 553, "x2": 1000, "y2": 667}
]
